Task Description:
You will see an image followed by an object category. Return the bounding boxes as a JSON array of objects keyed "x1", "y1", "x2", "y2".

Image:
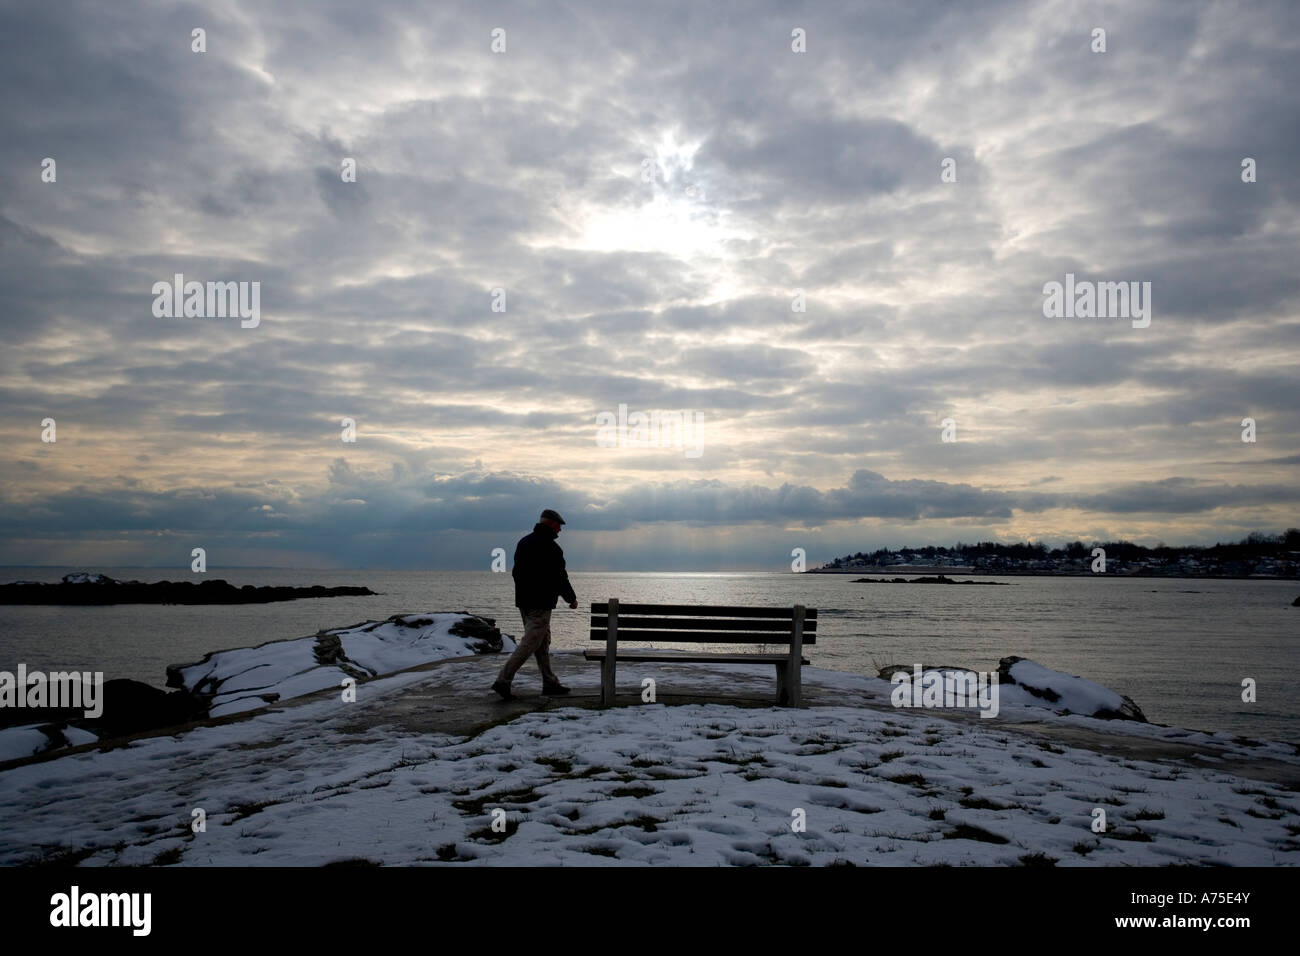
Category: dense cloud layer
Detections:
[{"x1": 1, "y1": 0, "x2": 1297, "y2": 568}]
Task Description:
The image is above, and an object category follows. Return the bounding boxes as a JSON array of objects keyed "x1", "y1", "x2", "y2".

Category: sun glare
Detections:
[{"x1": 575, "y1": 134, "x2": 743, "y2": 263}]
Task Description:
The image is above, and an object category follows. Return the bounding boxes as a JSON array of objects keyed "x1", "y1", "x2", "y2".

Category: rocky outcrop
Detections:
[
  {"x1": 85, "y1": 679, "x2": 207, "y2": 738},
  {"x1": 448, "y1": 615, "x2": 506, "y2": 652},
  {"x1": 0, "y1": 573, "x2": 376, "y2": 605},
  {"x1": 998, "y1": 655, "x2": 1147, "y2": 722},
  {"x1": 1, "y1": 612, "x2": 510, "y2": 765},
  {"x1": 0, "y1": 677, "x2": 201, "y2": 734},
  {"x1": 855, "y1": 575, "x2": 1009, "y2": 585},
  {"x1": 0, "y1": 679, "x2": 208, "y2": 765},
  {"x1": 876, "y1": 657, "x2": 1149, "y2": 722},
  {"x1": 167, "y1": 613, "x2": 509, "y2": 718}
]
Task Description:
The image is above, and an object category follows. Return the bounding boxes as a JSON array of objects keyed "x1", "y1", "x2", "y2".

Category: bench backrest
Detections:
[{"x1": 590, "y1": 602, "x2": 817, "y2": 645}]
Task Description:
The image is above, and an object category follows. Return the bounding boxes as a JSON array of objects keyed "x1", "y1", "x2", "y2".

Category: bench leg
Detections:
[
  {"x1": 601, "y1": 655, "x2": 614, "y2": 706},
  {"x1": 775, "y1": 663, "x2": 789, "y2": 707}
]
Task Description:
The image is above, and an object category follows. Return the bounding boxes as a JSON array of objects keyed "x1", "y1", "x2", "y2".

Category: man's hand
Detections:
[{"x1": 568, "y1": 600, "x2": 578, "y2": 609}]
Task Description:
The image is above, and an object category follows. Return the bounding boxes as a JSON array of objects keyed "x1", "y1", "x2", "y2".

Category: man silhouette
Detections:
[{"x1": 492, "y1": 509, "x2": 577, "y2": 699}]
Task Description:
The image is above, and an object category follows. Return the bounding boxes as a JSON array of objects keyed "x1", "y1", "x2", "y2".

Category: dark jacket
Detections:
[{"x1": 513, "y1": 523, "x2": 577, "y2": 610}]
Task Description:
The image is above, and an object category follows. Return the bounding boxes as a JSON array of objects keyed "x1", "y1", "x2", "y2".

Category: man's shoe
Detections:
[
  {"x1": 541, "y1": 681, "x2": 571, "y2": 696},
  {"x1": 491, "y1": 680, "x2": 514, "y2": 700}
]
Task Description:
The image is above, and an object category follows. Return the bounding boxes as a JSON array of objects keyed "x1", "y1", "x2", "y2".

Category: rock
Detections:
[
  {"x1": 854, "y1": 576, "x2": 1009, "y2": 585},
  {"x1": 0, "y1": 679, "x2": 205, "y2": 755},
  {"x1": 878, "y1": 664, "x2": 979, "y2": 680},
  {"x1": 312, "y1": 633, "x2": 373, "y2": 679},
  {"x1": 168, "y1": 612, "x2": 509, "y2": 719},
  {"x1": 0, "y1": 574, "x2": 377, "y2": 605},
  {"x1": 61, "y1": 572, "x2": 110, "y2": 584},
  {"x1": 998, "y1": 656, "x2": 1147, "y2": 722},
  {"x1": 3, "y1": 613, "x2": 508, "y2": 762},
  {"x1": 368, "y1": 613, "x2": 504, "y2": 652},
  {"x1": 448, "y1": 615, "x2": 505, "y2": 652},
  {"x1": 1292, "y1": 595, "x2": 1299, "y2": 606},
  {"x1": 78, "y1": 679, "x2": 206, "y2": 738}
]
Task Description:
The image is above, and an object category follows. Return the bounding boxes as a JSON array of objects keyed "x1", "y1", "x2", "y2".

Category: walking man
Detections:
[{"x1": 492, "y1": 509, "x2": 577, "y2": 699}]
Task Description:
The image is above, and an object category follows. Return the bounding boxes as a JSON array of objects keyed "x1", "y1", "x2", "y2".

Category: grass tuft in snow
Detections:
[{"x1": 943, "y1": 824, "x2": 1009, "y2": 844}]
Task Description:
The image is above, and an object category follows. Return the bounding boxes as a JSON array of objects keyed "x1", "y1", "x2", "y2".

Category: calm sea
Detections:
[{"x1": 1, "y1": 568, "x2": 1296, "y2": 743}]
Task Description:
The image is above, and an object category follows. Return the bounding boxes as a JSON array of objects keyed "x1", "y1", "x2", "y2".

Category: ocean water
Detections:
[{"x1": 0, "y1": 567, "x2": 1296, "y2": 743}]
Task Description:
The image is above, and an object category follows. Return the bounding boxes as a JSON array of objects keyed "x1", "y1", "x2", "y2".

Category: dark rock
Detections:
[
  {"x1": 79, "y1": 679, "x2": 207, "y2": 738},
  {"x1": 312, "y1": 633, "x2": 373, "y2": 680},
  {"x1": 0, "y1": 679, "x2": 207, "y2": 754},
  {"x1": 854, "y1": 575, "x2": 1009, "y2": 585},
  {"x1": 0, "y1": 573, "x2": 377, "y2": 605},
  {"x1": 449, "y1": 615, "x2": 505, "y2": 653}
]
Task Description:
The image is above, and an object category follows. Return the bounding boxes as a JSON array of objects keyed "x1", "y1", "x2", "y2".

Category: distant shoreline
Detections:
[{"x1": 811, "y1": 567, "x2": 1299, "y2": 581}]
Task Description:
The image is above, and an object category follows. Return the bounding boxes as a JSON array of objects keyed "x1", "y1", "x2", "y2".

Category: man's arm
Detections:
[{"x1": 556, "y1": 547, "x2": 577, "y2": 608}]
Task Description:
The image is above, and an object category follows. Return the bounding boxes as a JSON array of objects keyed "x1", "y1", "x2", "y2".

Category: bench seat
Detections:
[{"x1": 584, "y1": 649, "x2": 811, "y2": 665}]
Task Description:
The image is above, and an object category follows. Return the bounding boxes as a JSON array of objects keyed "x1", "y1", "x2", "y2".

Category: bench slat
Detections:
[
  {"x1": 590, "y1": 615, "x2": 815, "y2": 632},
  {"x1": 588, "y1": 629, "x2": 817, "y2": 645},
  {"x1": 584, "y1": 649, "x2": 811, "y2": 665},
  {"x1": 589, "y1": 603, "x2": 817, "y2": 620}
]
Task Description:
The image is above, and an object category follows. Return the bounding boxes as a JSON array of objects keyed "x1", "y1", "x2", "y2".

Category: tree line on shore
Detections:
[{"x1": 826, "y1": 529, "x2": 1300, "y2": 573}]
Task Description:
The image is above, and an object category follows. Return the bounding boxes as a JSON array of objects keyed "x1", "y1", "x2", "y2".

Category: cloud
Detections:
[{"x1": 1, "y1": 0, "x2": 1298, "y2": 567}]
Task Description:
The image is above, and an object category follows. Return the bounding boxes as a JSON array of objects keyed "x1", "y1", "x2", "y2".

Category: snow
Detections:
[
  {"x1": 62, "y1": 727, "x2": 99, "y2": 747},
  {"x1": 0, "y1": 724, "x2": 100, "y2": 763},
  {"x1": 60, "y1": 572, "x2": 110, "y2": 584},
  {"x1": 1, "y1": 651, "x2": 1296, "y2": 867},
  {"x1": 1005, "y1": 659, "x2": 1127, "y2": 715},
  {"x1": 0, "y1": 726, "x2": 53, "y2": 763},
  {"x1": 172, "y1": 613, "x2": 515, "y2": 717}
]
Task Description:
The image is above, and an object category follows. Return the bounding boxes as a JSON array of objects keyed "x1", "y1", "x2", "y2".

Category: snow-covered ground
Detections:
[{"x1": 1, "y1": 647, "x2": 1296, "y2": 867}]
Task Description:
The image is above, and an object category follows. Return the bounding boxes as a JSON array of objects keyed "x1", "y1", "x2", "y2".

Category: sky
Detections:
[{"x1": 1, "y1": 0, "x2": 1298, "y2": 571}]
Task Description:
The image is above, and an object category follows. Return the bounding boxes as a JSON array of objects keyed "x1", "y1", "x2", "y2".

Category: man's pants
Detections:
[{"x1": 497, "y1": 608, "x2": 559, "y2": 685}]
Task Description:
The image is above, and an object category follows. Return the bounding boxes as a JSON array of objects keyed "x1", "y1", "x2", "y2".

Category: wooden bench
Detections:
[{"x1": 585, "y1": 600, "x2": 815, "y2": 707}]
